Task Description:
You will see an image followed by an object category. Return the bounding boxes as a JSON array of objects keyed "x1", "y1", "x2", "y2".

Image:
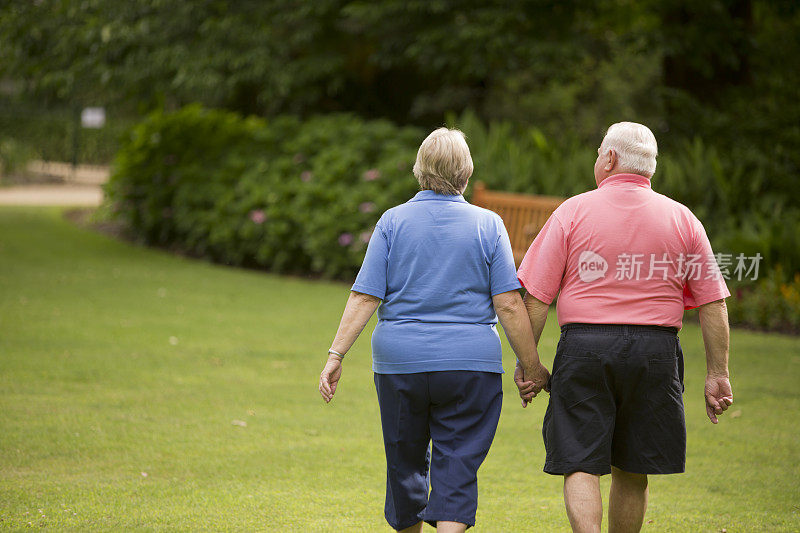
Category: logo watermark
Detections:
[{"x1": 578, "y1": 250, "x2": 608, "y2": 282}]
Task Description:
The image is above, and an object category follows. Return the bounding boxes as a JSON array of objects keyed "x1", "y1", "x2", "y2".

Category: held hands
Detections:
[
  {"x1": 705, "y1": 373, "x2": 733, "y2": 424},
  {"x1": 514, "y1": 360, "x2": 551, "y2": 408},
  {"x1": 319, "y1": 355, "x2": 343, "y2": 403}
]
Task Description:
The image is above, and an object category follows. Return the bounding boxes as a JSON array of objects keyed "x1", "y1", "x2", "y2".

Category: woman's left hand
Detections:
[
  {"x1": 514, "y1": 361, "x2": 538, "y2": 407},
  {"x1": 319, "y1": 355, "x2": 343, "y2": 403}
]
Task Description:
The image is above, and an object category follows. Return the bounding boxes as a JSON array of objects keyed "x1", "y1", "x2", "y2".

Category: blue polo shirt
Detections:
[{"x1": 352, "y1": 190, "x2": 521, "y2": 374}]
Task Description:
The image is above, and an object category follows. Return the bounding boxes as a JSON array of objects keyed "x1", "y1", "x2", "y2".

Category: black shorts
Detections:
[{"x1": 543, "y1": 323, "x2": 686, "y2": 476}]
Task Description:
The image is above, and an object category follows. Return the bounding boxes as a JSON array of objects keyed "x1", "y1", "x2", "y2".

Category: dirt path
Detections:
[
  {"x1": 0, "y1": 160, "x2": 108, "y2": 206},
  {"x1": 26, "y1": 160, "x2": 110, "y2": 185},
  {"x1": 0, "y1": 184, "x2": 104, "y2": 206}
]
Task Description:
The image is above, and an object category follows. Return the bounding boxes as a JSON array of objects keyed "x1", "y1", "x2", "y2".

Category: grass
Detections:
[{"x1": 0, "y1": 206, "x2": 799, "y2": 532}]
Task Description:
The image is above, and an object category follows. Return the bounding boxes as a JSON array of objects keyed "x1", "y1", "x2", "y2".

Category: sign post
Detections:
[{"x1": 71, "y1": 107, "x2": 106, "y2": 176}]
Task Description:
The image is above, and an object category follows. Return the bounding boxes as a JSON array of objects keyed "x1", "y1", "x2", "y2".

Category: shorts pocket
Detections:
[
  {"x1": 552, "y1": 352, "x2": 603, "y2": 409},
  {"x1": 645, "y1": 354, "x2": 683, "y2": 411}
]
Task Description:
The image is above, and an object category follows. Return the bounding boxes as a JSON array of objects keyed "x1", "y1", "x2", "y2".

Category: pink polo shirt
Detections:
[{"x1": 517, "y1": 173, "x2": 730, "y2": 328}]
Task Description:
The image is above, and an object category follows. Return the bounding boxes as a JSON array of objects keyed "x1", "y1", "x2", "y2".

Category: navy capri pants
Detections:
[{"x1": 374, "y1": 371, "x2": 502, "y2": 530}]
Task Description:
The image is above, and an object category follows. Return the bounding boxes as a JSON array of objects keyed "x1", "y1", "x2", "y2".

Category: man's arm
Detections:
[
  {"x1": 698, "y1": 298, "x2": 733, "y2": 423},
  {"x1": 523, "y1": 292, "x2": 550, "y2": 345}
]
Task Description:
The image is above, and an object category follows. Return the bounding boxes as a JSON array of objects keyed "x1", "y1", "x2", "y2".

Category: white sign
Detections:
[{"x1": 81, "y1": 107, "x2": 106, "y2": 128}]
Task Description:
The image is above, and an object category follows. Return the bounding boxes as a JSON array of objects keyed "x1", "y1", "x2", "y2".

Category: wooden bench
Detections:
[{"x1": 471, "y1": 181, "x2": 565, "y2": 265}]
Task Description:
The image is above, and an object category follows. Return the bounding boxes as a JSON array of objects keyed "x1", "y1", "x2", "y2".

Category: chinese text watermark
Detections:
[{"x1": 578, "y1": 251, "x2": 762, "y2": 283}]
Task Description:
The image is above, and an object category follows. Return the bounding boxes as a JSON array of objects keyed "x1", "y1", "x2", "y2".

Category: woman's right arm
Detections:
[
  {"x1": 330, "y1": 291, "x2": 382, "y2": 356},
  {"x1": 319, "y1": 291, "x2": 381, "y2": 403},
  {"x1": 493, "y1": 290, "x2": 550, "y2": 404}
]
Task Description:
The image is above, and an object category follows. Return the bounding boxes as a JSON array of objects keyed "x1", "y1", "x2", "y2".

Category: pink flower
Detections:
[
  {"x1": 338, "y1": 233, "x2": 353, "y2": 246},
  {"x1": 397, "y1": 161, "x2": 406, "y2": 171},
  {"x1": 301, "y1": 171, "x2": 313, "y2": 182},
  {"x1": 249, "y1": 209, "x2": 266, "y2": 224},
  {"x1": 363, "y1": 168, "x2": 381, "y2": 181},
  {"x1": 293, "y1": 153, "x2": 305, "y2": 164},
  {"x1": 359, "y1": 231, "x2": 372, "y2": 244},
  {"x1": 359, "y1": 202, "x2": 376, "y2": 213}
]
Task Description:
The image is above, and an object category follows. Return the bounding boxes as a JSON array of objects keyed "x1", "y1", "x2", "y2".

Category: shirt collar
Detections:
[
  {"x1": 598, "y1": 173, "x2": 652, "y2": 190},
  {"x1": 408, "y1": 190, "x2": 468, "y2": 203}
]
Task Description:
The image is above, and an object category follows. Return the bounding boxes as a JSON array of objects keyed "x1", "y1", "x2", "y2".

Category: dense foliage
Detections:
[
  {"x1": 2, "y1": 1, "x2": 798, "y2": 151},
  {"x1": 106, "y1": 105, "x2": 800, "y2": 331},
  {"x1": 2, "y1": 1, "x2": 798, "y2": 205},
  {"x1": 105, "y1": 105, "x2": 421, "y2": 278},
  {"x1": 726, "y1": 269, "x2": 800, "y2": 334}
]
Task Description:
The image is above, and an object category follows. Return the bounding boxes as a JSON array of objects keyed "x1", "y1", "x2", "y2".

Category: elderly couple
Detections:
[{"x1": 318, "y1": 123, "x2": 733, "y2": 533}]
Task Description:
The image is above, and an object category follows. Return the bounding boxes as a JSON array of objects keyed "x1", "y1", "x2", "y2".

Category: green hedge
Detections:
[
  {"x1": 727, "y1": 268, "x2": 800, "y2": 334},
  {"x1": 107, "y1": 106, "x2": 800, "y2": 279},
  {"x1": 105, "y1": 105, "x2": 421, "y2": 278},
  {"x1": 106, "y1": 105, "x2": 799, "y2": 333},
  {"x1": 108, "y1": 106, "x2": 800, "y2": 279}
]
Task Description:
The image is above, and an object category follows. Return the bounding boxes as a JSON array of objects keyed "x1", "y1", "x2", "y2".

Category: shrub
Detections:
[
  {"x1": 105, "y1": 105, "x2": 422, "y2": 279},
  {"x1": 727, "y1": 267, "x2": 800, "y2": 334}
]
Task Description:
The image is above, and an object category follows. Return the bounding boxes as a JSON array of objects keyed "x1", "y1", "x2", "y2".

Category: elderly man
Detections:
[{"x1": 514, "y1": 122, "x2": 733, "y2": 533}]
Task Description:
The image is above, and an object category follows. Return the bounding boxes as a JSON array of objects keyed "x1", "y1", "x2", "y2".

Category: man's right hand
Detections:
[
  {"x1": 514, "y1": 360, "x2": 550, "y2": 407},
  {"x1": 704, "y1": 374, "x2": 733, "y2": 424}
]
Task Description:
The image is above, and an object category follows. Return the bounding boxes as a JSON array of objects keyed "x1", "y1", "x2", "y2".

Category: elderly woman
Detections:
[{"x1": 318, "y1": 128, "x2": 550, "y2": 533}]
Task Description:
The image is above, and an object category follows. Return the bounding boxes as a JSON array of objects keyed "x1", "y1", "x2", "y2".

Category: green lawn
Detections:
[{"x1": 1, "y1": 207, "x2": 799, "y2": 532}]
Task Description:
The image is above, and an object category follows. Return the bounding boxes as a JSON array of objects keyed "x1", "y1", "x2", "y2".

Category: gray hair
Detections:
[
  {"x1": 600, "y1": 122, "x2": 658, "y2": 177},
  {"x1": 413, "y1": 127, "x2": 474, "y2": 195}
]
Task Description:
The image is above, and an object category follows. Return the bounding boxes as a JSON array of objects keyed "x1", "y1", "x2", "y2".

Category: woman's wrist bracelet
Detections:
[{"x1": 328, "y1": 349, "x2": 345, "y2": 359}]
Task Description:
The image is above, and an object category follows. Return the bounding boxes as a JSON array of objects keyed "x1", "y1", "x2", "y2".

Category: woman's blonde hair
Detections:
[{"x1": 412, "y1": 128, "x2": 473, "y2": 195}]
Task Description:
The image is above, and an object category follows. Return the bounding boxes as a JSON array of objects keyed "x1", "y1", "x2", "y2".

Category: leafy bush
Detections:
[
  {"x1": 105, "y1": 105, "x2": 421, "y2": 278},
  {"x1": 727, "y1": 267, "x2": 800, "y2": 334}
]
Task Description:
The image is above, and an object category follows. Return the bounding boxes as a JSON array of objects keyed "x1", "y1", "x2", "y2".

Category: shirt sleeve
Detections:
[
  {"x1": 516, "y1": 211, "x2": 567, "y2": 304},
  {"x1": 351, "y1": 217, "x2": 389, "y2": 300},
  {"x1": 489, "y1": 220, "x2": 523, "y2": 296},
  {"x1": 683, "y1": 216, "x2": 731, "y2": 309}
]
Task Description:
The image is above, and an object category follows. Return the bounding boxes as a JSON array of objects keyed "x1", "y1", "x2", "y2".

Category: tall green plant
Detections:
[{"x1": 449, "y1": 109, "x2": 596, "y2": 197}]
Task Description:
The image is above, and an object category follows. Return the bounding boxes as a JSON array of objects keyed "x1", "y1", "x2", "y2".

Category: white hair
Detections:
[
  {"x1": 600, "y1": 122, "x2": 658, "y2": 177},
  {"x1": 413, "y1": 127, "x2": 474, "y2": 195}
]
